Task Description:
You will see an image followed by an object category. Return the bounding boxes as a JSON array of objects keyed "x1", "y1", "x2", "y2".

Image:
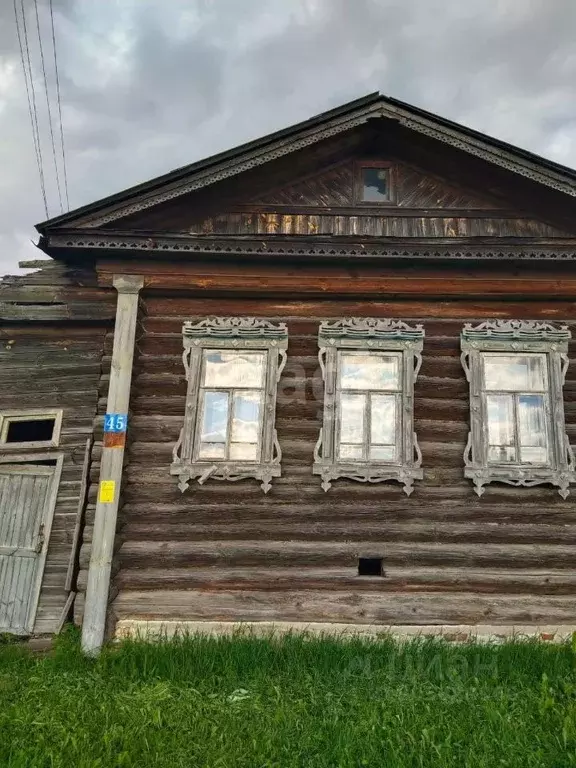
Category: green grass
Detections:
[{"x1": 1, "y1": 629, "x2": 576, "y2": 767}]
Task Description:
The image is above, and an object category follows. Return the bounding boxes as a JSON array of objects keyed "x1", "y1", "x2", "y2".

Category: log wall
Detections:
[{"x1": 86, "y1": 293, "x2": 576, "y2": 629}]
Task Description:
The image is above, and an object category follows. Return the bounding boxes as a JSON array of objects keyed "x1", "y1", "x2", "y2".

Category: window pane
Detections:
[
  {"x1": 518, "y1": 394, "x2": 548, "y2": 464},
  {"x1": 483, "y1": 355, "x2": 546, "y2": 391},
  {"x1": 486, "y1": 394, "x2": 516, "y2": 463},
  {"x1": 361, "y1": 167, "x2": 389, "y2": 202},
  {"x1": 203, "y1": 351, "x2": 266, "y2": 388},
  {"x1": 340, "y1": 393, "x2": 366, "y2": 444},
  {"x1": 198, "y1": 442, "x2": 226, "y2": 460},
  {"x1": 370, "y1": 445, "x2": 396, "y2": 461},
  {"x1": 339, "y1": 444, "x2": 364, "y2": 460},
  {"x1": 229, "y1": 443, "x2": 259, "y2": 461},
  {"x1": 370, "y1": 395, "x2": 396, "y2": 446},
  {"x1": 340, "y1": 353, "x2": 399, "y2": 391},
  {"x1": 231, "y1": 391, "x2": 262, "y2": 445},
  {"x1": 200, "y1": 391, "x2": 229, "y2": 445}
]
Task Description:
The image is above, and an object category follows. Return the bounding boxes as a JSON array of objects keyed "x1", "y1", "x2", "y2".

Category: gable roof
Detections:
[{"x1": 36, "y1": 91, "x2": 576, "y2": 233}]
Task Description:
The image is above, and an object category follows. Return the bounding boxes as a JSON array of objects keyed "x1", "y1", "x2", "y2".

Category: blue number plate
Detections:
[{"x1": 104, "y1": 414, "x2": 128, "y2": 433}]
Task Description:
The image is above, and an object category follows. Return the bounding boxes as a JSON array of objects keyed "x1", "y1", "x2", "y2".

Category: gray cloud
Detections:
[{"x1": 1, "y1": 0, "x2": 576, "y2": 276}]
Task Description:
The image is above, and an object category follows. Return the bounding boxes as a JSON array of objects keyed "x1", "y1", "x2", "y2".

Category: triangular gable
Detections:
[{"x1": 36, "y1": 92, "x2": 576, "y2": 234}]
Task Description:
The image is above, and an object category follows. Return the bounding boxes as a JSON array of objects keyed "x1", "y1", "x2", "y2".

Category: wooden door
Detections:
[{"x1": 0, "y1": 463, "x2": 60, "y2": 634}]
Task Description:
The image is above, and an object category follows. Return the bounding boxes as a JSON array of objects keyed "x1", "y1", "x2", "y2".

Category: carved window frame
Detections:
[
  {"x1": 461, "y1": 320, "x2": 575, "y2": 498},
  {"x1": 171, "y1": 317, "x2": 288, "y2": 494},
  {"x1": 313, "y1": 319, "x2": 424, "y2": 496}
]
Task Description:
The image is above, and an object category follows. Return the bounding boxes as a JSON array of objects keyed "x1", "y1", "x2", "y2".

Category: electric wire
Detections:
[
  {"x1": 48, "y1": 0, "x2": 69, "y2": 210},
  {"x1": 33, "y1": 0, "x2": 64, "y2": 213},
  {"x1": 14, "y1": 0, "x2": 49, "y2": 218}
]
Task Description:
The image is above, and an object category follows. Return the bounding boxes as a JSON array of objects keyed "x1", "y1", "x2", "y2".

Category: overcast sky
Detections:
[{"x1": 1, "y1": 0, "x2": 576, "y2": 275}]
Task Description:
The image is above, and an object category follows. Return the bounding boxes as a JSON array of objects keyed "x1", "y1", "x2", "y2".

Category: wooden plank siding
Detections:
[
  {"x1": 75, "y1": 294, "x2": 576, "y2": 629},
  {"x1": 197, "y1": 212, "x2": 568, "y2": 239},
  {"x1": 0, "y1": 261, "x2": 112, "y2": 633}
]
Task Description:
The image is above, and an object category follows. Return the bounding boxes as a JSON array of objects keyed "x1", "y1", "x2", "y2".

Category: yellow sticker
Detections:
[{"x1": 98, "y1": 480, "x2": 116, "y2": 503}]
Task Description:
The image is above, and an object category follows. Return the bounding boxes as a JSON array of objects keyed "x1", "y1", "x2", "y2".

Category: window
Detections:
[
  {"x1": 337, "y1": 351, "x2": 401, "y2": 462},
  {"x1": 0, "y1": 410, "x2": 63, "y2": 449},
  {"x1": 313, "y1": 319, "x2": 424, "y2": 495},
  {"x1": 461, "y1": 320, "x2": 575, "y2": 498},
  {"x1": 354, "y1": 161, "x2": 393, "y2": 204},
  {"x1": 171, "y1": 317, "x2": 288, "y2": 493},
  {"x1": 196, "y1": 350, "x2": 265, "y2": 462}
]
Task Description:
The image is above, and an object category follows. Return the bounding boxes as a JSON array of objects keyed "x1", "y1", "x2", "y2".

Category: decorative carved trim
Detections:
[
  {"x1": 60, "y1": 98, "x2": 576, "y2": 228},
  {"x1": 315, "y1": 466, "x2": 422, "y2": 496},
  {"x1": 173, "y1": 463, "x2": 281, "y2": 495},
  {"x1": 49, "y1": 232, "x2": 576, "y2": 262},
  {"x1": 319, "y1": 318, "x2": 424, "y2": 342},
  {"x1": 462, "y1": 320, "x2": 571, "y2": 345},
  {"x1": 183, "y1": 316, "x2": 288, "y2": 341},
  {"x1": 171, "y1": 317, "x2": 288, "y2": 493},
  {"x1": 313, "y1": 318, "x2": 424, "y2": 495},
  {"x1": 461, "y1": 319, "x2": 575, "y2": 498}
]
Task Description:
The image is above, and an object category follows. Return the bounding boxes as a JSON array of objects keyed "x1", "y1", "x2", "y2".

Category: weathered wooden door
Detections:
[{"x1": 0, "y1": 463, "x2": 60, "y2": 634}]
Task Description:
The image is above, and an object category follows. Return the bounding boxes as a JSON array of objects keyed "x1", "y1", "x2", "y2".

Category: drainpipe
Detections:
[{"x1": 81, "y1": 274, "x2": 143, "y2": 655}]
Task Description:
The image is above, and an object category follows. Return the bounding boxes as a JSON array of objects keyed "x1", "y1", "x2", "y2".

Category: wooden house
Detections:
[{"x1": 2, "y1": 93, "x2": 576, "y2": 651}]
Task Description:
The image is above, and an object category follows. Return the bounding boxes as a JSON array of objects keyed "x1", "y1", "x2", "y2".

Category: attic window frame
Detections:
[
  {"x1": 354, "y1": 160, "x2": 395, "y2": 206},
  {"x1": 0, "y1": 409, "x2": 63, "y2": 451}
]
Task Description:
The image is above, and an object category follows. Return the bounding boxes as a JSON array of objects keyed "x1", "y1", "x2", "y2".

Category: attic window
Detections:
[
  {"x1": 355, "y1": 162, "x2": 393, "y2": 204},
  {"x1": 0, "y1": 410, "x2": 63, "y2": 449}
]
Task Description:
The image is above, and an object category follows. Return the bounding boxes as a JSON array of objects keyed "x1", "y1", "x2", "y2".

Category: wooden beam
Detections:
[
  {"x1": 81, "y1": 274, "x2": 143, "y2": 656},
  {"x1": 96, "y1": 260, "x2": 576, "y2": 299}
]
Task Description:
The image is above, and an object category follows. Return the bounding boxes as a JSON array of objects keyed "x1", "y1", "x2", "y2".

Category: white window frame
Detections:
[
  {"x1": 0, "y1": 409, "x2": 63, "y2": 451},
  {"x1": 171, "y1": 317, "x2": 288, "y2": 493},
  {"x1": 461, "y1": 320, "x2": 575, "y2": 498},
  {"x1": 313, "y1": 318, "x2": 424, "y2": 496}
]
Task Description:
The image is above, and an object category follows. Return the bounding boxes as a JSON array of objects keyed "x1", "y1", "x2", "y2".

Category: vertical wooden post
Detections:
[{"x1": 81, "y1": 275, "x2": 143, "y2": 656}]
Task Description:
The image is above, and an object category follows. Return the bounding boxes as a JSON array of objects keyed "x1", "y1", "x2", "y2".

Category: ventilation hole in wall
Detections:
[
  {"x1": 5, "y1": 418, "x2": 56, "y2": 444},
  {"x1": 358, "y1": 557, "x2": 384, "y2": 577}
]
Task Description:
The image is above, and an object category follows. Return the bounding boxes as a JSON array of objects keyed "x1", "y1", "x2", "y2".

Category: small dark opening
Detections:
[
  {"x1": 6, "y1": 418, "x2": 55, "y2": 444},
  {"x1": 358, "y1": 557, "x2": 384, "y2": 577}
]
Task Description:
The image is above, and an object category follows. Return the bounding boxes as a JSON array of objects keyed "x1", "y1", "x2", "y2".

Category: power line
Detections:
[
  {"x1": 49, "y1": 0, "x2": 69, "y2": 210},
  {"x1": 14, "y1": 0, "x2": 49, "y2": 219},
  {"x1": 33, "y1": 0, "x2": 63, "y2": 214},
  {"x1": 19, "y1": 0, "x2": 47, "y2": 215},
  {"x1": 13, "y1": 0, "x2": 41, "y2": 173}
]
